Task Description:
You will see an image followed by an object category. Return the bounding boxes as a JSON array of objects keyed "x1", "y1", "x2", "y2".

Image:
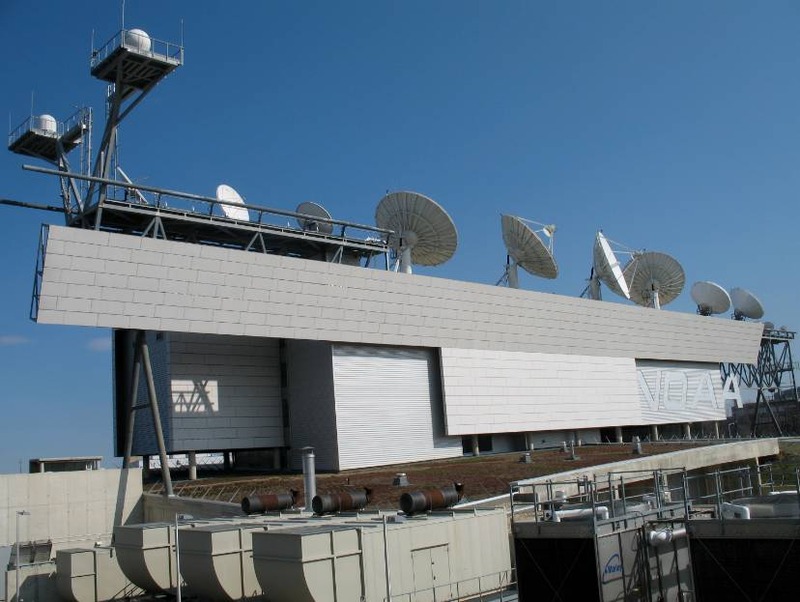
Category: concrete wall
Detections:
[
  {"x1": 0, "y1": 469, "x2": 142, "y2": 549},
  {"x1": 37, "y1": 226, "x2": 762, "y2": 364},
  {"x1": 141, "y1": 493, "x2": 241, "y2": 522},
  {"x1": 0, "y1": 469, "x2": 142, "y2": 601}
]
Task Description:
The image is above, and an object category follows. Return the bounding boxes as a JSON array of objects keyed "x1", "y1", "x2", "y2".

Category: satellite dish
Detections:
[
  {"x1": 624, "y1": 251, "x2": 685, "y2": 309},
  {"x1": 499, "y1": 215, "x2": 558, "y2": 288},
  {"x1": 730, "y1": 287, "x2": 764, "y2": 320},
  {"x1": 590, "y1": 232, "x2": 631, "y2": 300},
  {"x1": 763, "y1": 321, "x2": 775, "y2": 331},
  {"x1": 296, "y1": 201, "x2": 334, "y2": 235},
  {"x1": 375, "y1": 191, "x2": 457, "y2": 273},
  {"x1": 215, "y1": 184, "x2": 250, "y2": 222},
  {"x1": 690, "y1": 281, "x2": 731, "y2": 316}
]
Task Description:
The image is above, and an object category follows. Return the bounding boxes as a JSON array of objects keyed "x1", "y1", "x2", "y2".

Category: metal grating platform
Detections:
[{"x1": 90, "y1": 30, "x2": 183, "y2": 92}]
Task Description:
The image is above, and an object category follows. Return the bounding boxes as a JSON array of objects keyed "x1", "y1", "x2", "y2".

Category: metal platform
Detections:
[
  {"x1": 7, "y1": 110, "x2": 87, "y2": 162},
  {"x1": 90, "y1": 29, "x2": 183, "y2": 93},
  {"x1": 80, "y1": 198, "x2": 390, "y2": 263}
]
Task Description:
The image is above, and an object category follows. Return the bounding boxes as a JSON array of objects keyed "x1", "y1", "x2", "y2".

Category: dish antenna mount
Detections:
[
  {"x1": 375, "y1": 191, "x2": 457, "y2": 273},
  {"x1": 498, "y1": 215, "x2": 558, "y2": 288}
]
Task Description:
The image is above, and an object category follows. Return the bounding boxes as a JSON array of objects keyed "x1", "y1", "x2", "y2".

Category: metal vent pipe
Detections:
[{"x1": 301, "y1": 447, "x2": 316, "y2": 510}]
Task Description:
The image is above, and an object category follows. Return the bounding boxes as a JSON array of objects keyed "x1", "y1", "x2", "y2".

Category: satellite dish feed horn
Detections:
[
  {"x1": 690, "y1": 281, "x2": 731, "y2": 316},
  {"x1": 730, "y1": 287, "x2": 765, "y2": 320},
  {"x1": 499, "y1": 215, "x2": 558, "y2": 288},
  {"x1": 375, "y1": 191, "x2": 457, "y2": 274}
]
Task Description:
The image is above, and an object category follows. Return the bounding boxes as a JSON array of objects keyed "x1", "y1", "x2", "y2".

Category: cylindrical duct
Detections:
[
  {"x1": 648, "y1": 527, "x2": 688, "y2": 546},
  {"x1": 241, "y1": 490, "x2": 297, "y2": 514},
  {"x1": 312, "y1": 489, "x2": 372, "y2": 515},
  {"x1": 301, "y1": 447, "x2": 316, "y2": 510},
  {"x1": 399, "y1": 483, "x2": 464, "y2": 515}
]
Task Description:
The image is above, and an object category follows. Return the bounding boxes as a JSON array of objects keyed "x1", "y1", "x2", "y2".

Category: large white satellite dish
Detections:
[
  {"x1": 730, "y1": 287, "x2": 765, "y2": 320},
  {"x1": 589, "y1": 232, "x2": 632, "y2": 300},
  {"x1": 690, "y1": 281, "x2": 731, "y2": 316},
  {"x1": 624, "y1": 251, "x2": 685, "y2": 309},
  {"x1": 375, "y1": 191, "x2": 457, "y2": 273},
  {"x1": 296, "y1": 201, "x2": 334, "y2": 235},
  {"x1": 215, "y1": 184, "x2": 250, "y2": 222},
  {"x1": 499, "y1": 215, "x2": 557, "y2": 288}
]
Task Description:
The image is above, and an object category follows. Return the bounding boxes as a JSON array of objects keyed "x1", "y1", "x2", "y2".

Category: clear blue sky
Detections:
[{"x1": 1, "y1": 1, "x2": 799, "y2": 473}]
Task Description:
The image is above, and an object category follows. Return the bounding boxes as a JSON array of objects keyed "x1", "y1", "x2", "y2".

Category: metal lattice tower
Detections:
[{"x1": 721, "y1": 327, "x2": 798, "y2": 436}]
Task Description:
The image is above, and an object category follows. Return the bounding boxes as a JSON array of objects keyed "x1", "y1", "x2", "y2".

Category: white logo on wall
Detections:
[{"x1": 638, "y1": 369, "x2": 722, "y2": 412}]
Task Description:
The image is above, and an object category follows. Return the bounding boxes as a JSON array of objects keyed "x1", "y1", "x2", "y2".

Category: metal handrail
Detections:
[{"x1": 91, "y1": 29, "x2": 183, "y2": 69}]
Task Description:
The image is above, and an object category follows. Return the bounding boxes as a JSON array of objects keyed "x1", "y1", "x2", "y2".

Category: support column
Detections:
[
  {"x1": 524, "y1": 433, "x2": 535, "y2": 451},
  {"x1": 683, "y1": 423, "x2": 692, "y2": 440},
  {"x1": 713, "y1": 422, "x2": 720, "y2": 439},
  {"x1": 188, "y1": 452, "x2": 197, "y2": 481},
  {"x1": 123, "y1": 331, "x2": 143, "y2": 469},
  {"x1": 139, "y1": 331, "x2": 173, "y2": 497},
  {"x1": 471, "y1": 435, "x2": 480, "y2": 457},
  {"x1": 650, "y1": 425, "x2": 659, "y2": 442},
  {"x1": 614, "y1": 426, "x2": 623, "y2": 443}
]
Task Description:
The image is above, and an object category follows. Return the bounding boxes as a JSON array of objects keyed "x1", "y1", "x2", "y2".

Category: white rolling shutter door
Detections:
[{"x1": 332, "y1": 345, "x2": 461, "y2": 470}]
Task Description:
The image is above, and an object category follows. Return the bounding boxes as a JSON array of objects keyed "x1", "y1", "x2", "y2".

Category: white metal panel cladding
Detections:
[
  {"x1": 440, "y1": 348, "x2": 641, "y2": 436},
  {"x1": 636, "y1": 360, "x2": 725, "y2": 424},
  {"x1": 332, "y1": 345, "x2": 461, "y2": 470},
  {"x1": 37, "y1": 226, "x2": 762, "y2": 365},
  {"x1": 169, "y1": 333, "x2": 284, "y2": 451}
]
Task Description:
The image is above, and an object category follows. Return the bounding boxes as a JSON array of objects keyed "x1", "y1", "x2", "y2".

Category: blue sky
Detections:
[{"x1": 1, "y1": 1, "x2": 799, "y2": 473}]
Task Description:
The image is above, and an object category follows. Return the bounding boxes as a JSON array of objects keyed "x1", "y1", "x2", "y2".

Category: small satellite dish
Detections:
[
  {"x1": 124, "y1": 28, "x2": 152, "y2": 53},
  {"x1": 763, "y1": 321, "x2": 775, "y2": 331},
  {"x1": 591, "y1": 232, "x2": 631, "y2": 300},
  {"x1": 295, "y1": 201, "x2": 334, "y2": 235},
  {"x1": 375, "y1": 191, "x2": 457, "y2": 273},
  {"x1": 215, "y1": 184, "x2": 250, "y2": 222},
  {"x1": 624, "y1": 251, "x2": 685, "y2": 309},
  {"x1": 730, "y1": 287, "x2": 765, "y2": 320},
  {"x1": 690, "y1": 281, "x2": 731, "y2": 316},
  {"x1": 499, "y1": 215, "x2": 558, "y2": 288}
]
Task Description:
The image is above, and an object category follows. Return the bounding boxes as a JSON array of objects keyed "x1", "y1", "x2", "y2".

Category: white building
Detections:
[{"x1": 34, "y1": 224, "x2": 761, "y2": 471}]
